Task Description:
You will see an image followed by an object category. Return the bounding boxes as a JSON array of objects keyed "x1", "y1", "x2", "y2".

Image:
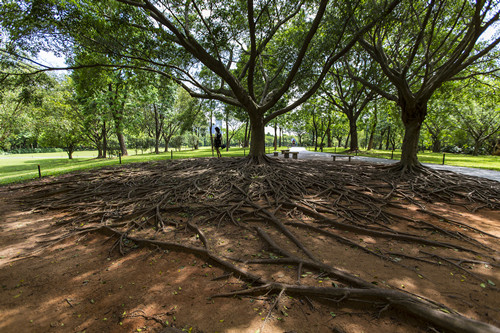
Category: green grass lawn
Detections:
[
  {"x1": 0, "y1": 146, "x2": 259, "y2": 185},
  {"x1": 317, "y1": 147, "x2": 500, "y2": 171},
  {"x1": 1, "y1": 146, "x2": 499, "y2": 185}
]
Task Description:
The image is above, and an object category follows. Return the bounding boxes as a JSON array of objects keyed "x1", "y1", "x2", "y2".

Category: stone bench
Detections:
[
  {"x1": 331, "y1": 154, "x2": 352, "y2": 162},
  {"x1": 281, "y1": 149, "x2": 290, "y2": 158},
  {"x1": 291, "y1": 152, "x2": 299, "y2": 159},
  {"x1": 273, "y1": 151, "x2": 279, "y2": 157}
]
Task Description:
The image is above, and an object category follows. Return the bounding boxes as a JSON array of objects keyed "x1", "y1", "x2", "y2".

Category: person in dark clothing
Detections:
[{"x1": 214, "y1": 127, "x2": 222, "y2": 158}]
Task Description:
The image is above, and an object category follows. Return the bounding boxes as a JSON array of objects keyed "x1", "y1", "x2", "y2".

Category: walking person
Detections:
[{"x1": 214, "y1": 127, "x2": 222, "y2": 158}]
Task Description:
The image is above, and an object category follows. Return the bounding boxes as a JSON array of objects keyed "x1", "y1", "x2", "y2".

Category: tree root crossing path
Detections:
[{"x1": 10, "y1": 156, "x2": 500, "y2": 332}]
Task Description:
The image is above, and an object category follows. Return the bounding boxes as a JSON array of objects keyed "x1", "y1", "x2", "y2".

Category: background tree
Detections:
[
  {"x1": 321, "y1": 50, "x2": 377, "y2": 151},
  {"x1": 0, "y1": 0, "x2": 400, "y2": 162},
  {"x1": 352, "y1": 0, "x2": 500, "y2": 172},
  {"x1": 451, "y1": 81, "x2": 500, "y2": 155},
  {"x1": 38, "y1": 78, "x2": 84, "y2": 159}
]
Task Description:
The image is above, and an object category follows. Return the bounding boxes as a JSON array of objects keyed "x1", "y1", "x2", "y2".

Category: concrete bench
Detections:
[
  {"x1": 281, "y1": 149, "x2": 290, "y2": 158},
  {"x1": 273, "y1": 151, "x2": 279, "y2": 157},
  {"x1": 291, "y1": 152, "x2": 299, "y2": 159},
  {"x1": 331, "y1": 154, "x2": 352, "y2": 162}
]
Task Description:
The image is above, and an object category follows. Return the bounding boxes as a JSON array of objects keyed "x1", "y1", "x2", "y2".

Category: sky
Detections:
[{"x1": 37, "y1": 50, "x2": 67, "y2": 68}]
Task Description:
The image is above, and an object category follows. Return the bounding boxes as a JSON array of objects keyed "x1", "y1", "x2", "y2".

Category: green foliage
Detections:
[{"x1": 170, "y1": 135, "x2": 183, "y2": 151}]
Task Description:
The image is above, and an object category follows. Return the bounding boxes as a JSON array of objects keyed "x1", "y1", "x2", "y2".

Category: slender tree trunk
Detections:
[
  {"x1": 367, "y1": 113, "x2": 377, "y2": 151},
  {"x1": 226, "y1": 112, "x2": 229, "y2": 151},
  {"x1": 243, "y1": 120, "x2": 249, "y2": 148},
  {"x1": 102, "y1": 121, "x2": 107, "y2": 158},
  {"x1": 274, "y1": 123, "x2": 278, "y2": 150},
  {"x1": 279, "y1": 127, "x2": 282, "y2": 147},
  {"x1": 344, "y1": 133, "x2": 350, "y2": 149},
  {"x1": 327, "y1": 127, "x2": 332, "y2": 147},
  {"x1": 210, "y1": 109, "x2": 214, "y2": 155},
  {"x1": 385, "y1": 126, "x2": 391, "y2": 150}
]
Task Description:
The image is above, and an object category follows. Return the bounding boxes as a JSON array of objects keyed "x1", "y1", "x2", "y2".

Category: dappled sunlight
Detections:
[{"x1": 1, "y1": 157, "x2": 499, "y2": 332}]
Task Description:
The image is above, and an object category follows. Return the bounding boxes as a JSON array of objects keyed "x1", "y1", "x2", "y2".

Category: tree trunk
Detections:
[
  {"x1": 367, "y1": 116, "x2": 377, "y2": 150},
  {"x1": 385, "y1": 126, "x2": 391, "y2": 150},
  {"x1": 274, "y1": 123, "x2": 278, "y2": 150},
  {"x1": 400, "y1": 119, "x2": 422, "y2": 168},
  {"x1": 164, "y1": 135, "x2": 169, "y2": 152},
  {"x1": 249, "y1": 115, "x2": 267, "y2": 161},
  {"x1": 243, "y1": 120, "x2": 249, "y2": 148},
  {"x1": 349, "y1": 120, "x2": 359, "y2": 151},
  {"x1": 473, "y1": 141, "x2": 480, "y2": 156},
  {"x1": 344, "y1": 133, "x2": 350, "y2": 149},
  {"x1": 431, "y1": 136, "x2": 441, "y2": 153},
  {"x1": 209, "y1": 109, "x2": 213, "y2": 155},
  {"x1": 279, "y1": 127, "x2": 282, "y2": 147},
  {"x1": 327, "y1": 127, "x2": 332, "y2": 147},
  {"x1": 116, "y1": 132, "x2": 128, "y2": 156},
  {"x1": 398, "y1": 100, "x2": 428, "y2": 171},
  {"x1": 102, "y1": 121, "x2": 107, "y2": 158}
]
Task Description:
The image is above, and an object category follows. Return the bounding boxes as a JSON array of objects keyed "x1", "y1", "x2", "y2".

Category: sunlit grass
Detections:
[
  {"x1": 0, "y1": 146, "x2": 260, "y2": 185},
  {"x1": 318, "y1": 147, "x2": 500, "y2": 171},
  {"x1": 1, "y1": 145, "x2": 498, "y2": 185}
]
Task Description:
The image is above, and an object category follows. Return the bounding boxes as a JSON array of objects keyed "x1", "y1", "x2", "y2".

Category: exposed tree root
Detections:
[{"x1": 15, "y1": 156, "x2": 500, "y2": 332}]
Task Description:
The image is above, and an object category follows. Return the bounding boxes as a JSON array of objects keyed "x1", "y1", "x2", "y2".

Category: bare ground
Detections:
[{"x1": 0, "y1": 157, "x2": 499, "y2": 333}]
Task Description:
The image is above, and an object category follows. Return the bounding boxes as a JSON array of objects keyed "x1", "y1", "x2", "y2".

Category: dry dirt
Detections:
[{"x1": 0, "y1": 159, "x2": 499, "y2": 333}]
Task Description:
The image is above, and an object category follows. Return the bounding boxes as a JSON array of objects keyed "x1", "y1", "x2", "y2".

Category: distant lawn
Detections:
[
  {"x1": 2, "y1": 146, "x2": 498, "y2": 185},
  {"x1": 0, "y1": 146, "x2": 259, "y2": 185},
  {"x1": 318, "y1": 147, "x2": 500, "y2": 171}
]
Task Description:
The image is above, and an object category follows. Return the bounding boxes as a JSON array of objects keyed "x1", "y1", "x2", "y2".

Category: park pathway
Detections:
[{"x1": 269, "y1": 147, "x2": 500, "y2": 183}]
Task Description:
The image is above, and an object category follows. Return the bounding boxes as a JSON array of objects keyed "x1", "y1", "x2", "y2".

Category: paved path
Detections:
[{"x1": 269, "y1": 148, "x2": 500, "y2": 183}]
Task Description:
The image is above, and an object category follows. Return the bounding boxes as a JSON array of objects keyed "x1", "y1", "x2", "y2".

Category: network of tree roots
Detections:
[{"x1": 16, "y1": 156, "x2": 500, "y2": 332}]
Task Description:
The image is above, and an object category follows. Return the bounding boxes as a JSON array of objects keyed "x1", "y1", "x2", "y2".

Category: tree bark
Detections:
[
  {"x1": 385, "y1": 126, "x2": 391, "y2": 150},
  {"x1": 367, "y1": 108, "x2": 377, "y2": 150},
  {"x1": 349, "y1": 118, "x2": 359, "y2": 151},
  {"x1": 431, "y1": 136, "x2": 441, "y2": 153},
  {"x1": 344, "y1": 133, "x2": 350, "y2": 149},
  {"x1": 274, "y1": 123, "x2": 277, "y2": 150},
  {"x1": 102, "y1": 121, "x2": 107, "y2": 158},
  {"x1": 396, "y1": 100, "x2": 428, "y2": 171},
  {"x1": 249, "y1": 115, "x2": 267, "y2": 161}
]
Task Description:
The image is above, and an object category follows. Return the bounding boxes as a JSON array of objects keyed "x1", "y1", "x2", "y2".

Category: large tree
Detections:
[
  {"x1": 351, "y1": 0, "x2": 500, "y2": 172},
  {"x1": 1, "y1": 0, "x2": 400, "y2": 162}
]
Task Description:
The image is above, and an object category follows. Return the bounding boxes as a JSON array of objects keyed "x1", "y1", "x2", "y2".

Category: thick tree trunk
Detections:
[
  {"x1": 398, "y1": 101, "x2": 427, "y2": 171},
  {"x1": 249, "y1": 115, "x2": 267, "y2": 160},
  {"x1": 431, "y1": 136, "x2": 441, "y2": 153},
  {"x1": 349, "y1": 120, "x2": 359, "y2": 151},
  {"x1": 400, "y1": 119, "x2": 422, "y2": 168}
]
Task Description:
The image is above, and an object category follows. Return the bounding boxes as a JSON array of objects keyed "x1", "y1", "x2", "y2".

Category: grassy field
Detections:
[
  {"x1": 1, "y1": 146, "x2": 499, "y2": 185},
  {"x1": 0, "y1": 146, "x2": 262, "y2": 185},
  {"x1": 318, "y1": 147, "x2": 500, "y2": 171}
]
